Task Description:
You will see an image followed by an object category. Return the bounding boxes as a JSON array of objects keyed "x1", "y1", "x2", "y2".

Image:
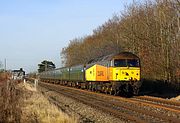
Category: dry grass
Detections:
[
  {"x1": 0, "y1": 72, "x2": 7, "y2": 83},
  {"x1": 0, "y1": 80, "x2": 22, "y2": 123},
  {"x1": 170, "y1": 95, "x2": 180, "y2": 101},
  {"x1": 20, "y1": 82, "x2": 78, "y2": 123},
  {"x1": 0, "y1": 80, "x2": 78, "y2": 123}
]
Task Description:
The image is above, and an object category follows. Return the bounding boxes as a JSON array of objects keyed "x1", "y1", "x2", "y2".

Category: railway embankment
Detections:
[
  {"x1": 0, "y1": 80, "x2": 77, "y2": 123},
  {"x1": 0, "y1": 79, "x2": 179, "y2": 123},
  {"x1": 0, "y1": 80, "x2": 22, "y2": 122}
]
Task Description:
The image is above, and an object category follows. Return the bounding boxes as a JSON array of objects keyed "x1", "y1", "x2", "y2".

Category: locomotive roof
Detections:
[
  {"x1": 87, "y1": 52, "x2": 139, "y2": 64},
  {"x1": 113, "y1": 52, "x2": 139, "y2": 59}
]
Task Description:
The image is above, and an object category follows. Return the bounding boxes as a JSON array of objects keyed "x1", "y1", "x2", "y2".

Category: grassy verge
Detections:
[
  {"x1": 0, "y1": 72, "x2": 7, "y2": 83},
  {"x1": 0, "y1": 80, "x2": 22, "y2": 122},
  {"x1": 0, "y1": 80, "x2": 78, "y2": 123},
  {"x1": 20, "y1": 82, "x2": 78, "y2": 123}
]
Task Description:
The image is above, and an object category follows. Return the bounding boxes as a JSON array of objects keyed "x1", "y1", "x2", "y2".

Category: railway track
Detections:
[
  {"x1": 39, "y1": 82, "x2": 180, "y2": 123},
  {"x1": 131, "y1": 96, "x2": 180, "y2": 112},
  {"x1": 39, "y1": 82, "x2": 145, "y2": 123}
]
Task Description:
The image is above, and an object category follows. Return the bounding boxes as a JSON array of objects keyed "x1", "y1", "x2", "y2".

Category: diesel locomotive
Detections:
[{"x1": 39, "y1": 52, "x2": 141, "y2": 96}]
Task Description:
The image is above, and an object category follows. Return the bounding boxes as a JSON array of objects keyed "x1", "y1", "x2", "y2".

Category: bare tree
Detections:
[{"x1": 60, "y1": 0, "x2": 180, "y2": 88}]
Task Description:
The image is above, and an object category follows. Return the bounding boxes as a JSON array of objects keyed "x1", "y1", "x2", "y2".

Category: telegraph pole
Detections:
[{"x1": 4, "y1": 58, "x2": 6, "y2": 72}]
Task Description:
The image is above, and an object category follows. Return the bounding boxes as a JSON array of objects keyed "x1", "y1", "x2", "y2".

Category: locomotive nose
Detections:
[{"x1": 124, "y1": 71, "x2": 139, "y2": 81}]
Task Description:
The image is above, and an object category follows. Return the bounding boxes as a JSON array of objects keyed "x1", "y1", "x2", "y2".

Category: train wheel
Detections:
[
  {"x1": 124, "y1": 84, "x2": 133, "y2": 97},
  {"x1": 104, "y1": 87, "x2": 108, "y2": 94},
  {"x1": 114, "y1": 90, "x2": 120, "y2": 96},
  {"x1": 88, "y1": 84, "x2": 92, "y2": 91},
  {"x1": 109, "y1": 90, "x2": 115, "y2": 95},
  {"x1": 133, "y1": 86, "x2": 139, "y2": 95}
]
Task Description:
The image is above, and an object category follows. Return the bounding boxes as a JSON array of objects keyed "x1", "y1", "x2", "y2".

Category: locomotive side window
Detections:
[
  {"x1": 127, "y1": 59, "x2": 139, "y2": 67},
  {"x1": 114, "y1": 59, "x2": 126, "y2": 67}
]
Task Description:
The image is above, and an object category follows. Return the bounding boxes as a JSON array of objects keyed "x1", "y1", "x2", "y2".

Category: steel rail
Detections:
[{"x1": 59, "y1": 83, "x2": 180, "y2": 114}]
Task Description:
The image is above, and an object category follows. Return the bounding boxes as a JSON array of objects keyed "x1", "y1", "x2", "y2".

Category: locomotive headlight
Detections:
[
  {"x1": 126, "y1": 72, "x2": 129, "y2": 76},
  {"x1": 136, "y1": 73, "x2": 139, "y2": 75}
]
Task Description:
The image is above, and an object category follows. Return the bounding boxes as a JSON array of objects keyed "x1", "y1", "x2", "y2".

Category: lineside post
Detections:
[
  {"x1": 34, "y1": 79, "x2": 38, "y2": 90},
  {"x1": 23, "y1": 79, "x2": 26, "y2": 84}
]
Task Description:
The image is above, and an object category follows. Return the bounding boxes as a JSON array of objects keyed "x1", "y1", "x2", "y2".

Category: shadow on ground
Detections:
[{"x1": 138, "y1": 79, "x2": 180, "y2": 99}]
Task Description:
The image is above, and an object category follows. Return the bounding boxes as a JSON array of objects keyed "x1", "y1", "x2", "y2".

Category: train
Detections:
[{"x1": 39, "y1": 52, "x2": 141, "y2": 96}]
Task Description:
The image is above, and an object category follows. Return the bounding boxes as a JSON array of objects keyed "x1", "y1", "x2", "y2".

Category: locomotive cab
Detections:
[
  {"x1": 109, "y1": 52, "x2": 140, "y2": 82},
  {"x1": 113, "y1": 59, "x2": 140, "y2": 81}
]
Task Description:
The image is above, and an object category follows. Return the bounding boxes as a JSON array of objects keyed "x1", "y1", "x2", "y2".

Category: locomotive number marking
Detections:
[{"x1": 97, "y1": 71, "x2": 104, "y2": 76}]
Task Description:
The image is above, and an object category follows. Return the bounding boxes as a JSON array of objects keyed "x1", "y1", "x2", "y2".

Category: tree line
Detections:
[{"x1": 61, "y1": 0, "x2": 179, "y2": 88}]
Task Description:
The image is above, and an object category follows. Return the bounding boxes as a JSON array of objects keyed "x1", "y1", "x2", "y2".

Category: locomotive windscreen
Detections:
[
  {"x1": 114, "y1": 59, "x2": 139, "y2": 67},
  {"x1": 127, "y1": 59, "x2": 139, "y2": 67},
  {"x1": 114, "y1": 59, "x2": 126, "y2": 67}
]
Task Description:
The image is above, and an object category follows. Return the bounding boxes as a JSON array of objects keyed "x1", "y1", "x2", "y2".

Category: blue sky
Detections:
[{"x1": 0, "y1": 0, "x2": 139, "y2": 73}]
